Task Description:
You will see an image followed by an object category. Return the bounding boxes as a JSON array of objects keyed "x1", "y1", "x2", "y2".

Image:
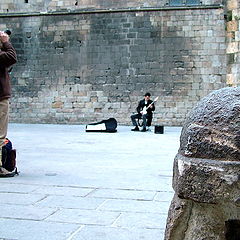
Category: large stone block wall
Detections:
[
  {"x1": 226, "y1": 0, "x2": 240, "y2": 87},
  {"x1": 0, "y1": 7, "x2": 226, "y2": 125},
  {"x1": 0, "y1": 0, "x2": 223, "y2": 13}
]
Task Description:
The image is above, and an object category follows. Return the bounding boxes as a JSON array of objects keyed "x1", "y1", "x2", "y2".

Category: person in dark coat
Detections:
[
  {"x1": 0, "y1": 31, "x2": 17, "y2": 175},
  {"x1": 131, "y1": 92, "x2": 155, "y2": 132}
]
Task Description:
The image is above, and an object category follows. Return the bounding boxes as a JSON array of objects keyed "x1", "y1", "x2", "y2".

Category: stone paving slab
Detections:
[
  {"x1": 0, "y1": 204, "x2": 57, "y2": 221},
  {"x1": 71, "y1": 226, "x2": 165, "y2": 240},
  {"x1": 88, "y1": 188, "x2": 157, "y2": 201},
  {"x1": 46, "y1": 209, "x2": 120, "y2": 225},
  {"x1": 0, "y1": 192, "x2": 45, "y2": 205},
  {"x1": 154, "y1": 191, "x2": 175, "y2": 202},
  {"x1": 98, "y1": 199, "x2": 170, "y2": 214},
  {"x1": 35, "y1": 195, "x2": 105, "y2": 209},
  {"x1": 0, "y1": 219, "x2": 81, "y2": 240},
  {"x1": 114, "y1": 212, "x2": 168, "y2": 229},
  {"x1": 32, "y1": 185, "x2": 95, "y2": 197},
  {"x1": 0, "y1": 183, "x2": 38, "y2": 193},
  {"x1": 0, "y1": 124, "x2": 181, "y2": 240}
]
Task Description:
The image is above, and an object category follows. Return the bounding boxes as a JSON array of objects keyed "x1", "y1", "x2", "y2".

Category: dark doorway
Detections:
[{"x1": 225, "y1": 220, "x2": 240, "y2": 240}]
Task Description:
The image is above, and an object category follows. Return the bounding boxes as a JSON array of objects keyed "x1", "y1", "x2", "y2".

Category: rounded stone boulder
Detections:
[
  {"x1": 165, "y1": 87, "x2": 240, "y2": 240},
  {"x1": 180, "y1": 87, "x2": 240, "y2": 161},
  {"x1": 173, "y1": 87, "x2": 240, "y2": 203}
]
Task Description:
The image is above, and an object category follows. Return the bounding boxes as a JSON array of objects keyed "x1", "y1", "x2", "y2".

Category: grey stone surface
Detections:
[
  {"x1": 46, "y1": 209, "x2": 120, "y2": 225},
  {"x1": 0, "y1": 0, "x2": 223, "y2": 13},
  {"x1": 0, "y1": 192, "x2": 45, "y2": 205},
  {"x1": 71, "y1": 226, "x2": 165, "y2": 240},
  {"x1": 0, "y1": 183, "x2": 38, "y2": 193},
  {"x1": 35, "y1": 195, "x2": 105, "y2": 209},
  {"x1": 99, "y1": 199, "x2": 170, "y2": 214},
  {"x1": 0, "y1": 123, "x2": 181, "y2": 240},
  {"x1": 88, "y1": 188, "x2": 156, "y2": 201},
  {"x1": 180, "y1": 87, "x2": 240, "y2": 161},
  {"x1": 0, "y1": 204, "x2": 57, "y2": 221},
  {"x1": 1, "y1": 5, "x2": 227, "y2": 126},
  {"x1": 114, "y1": 212, "x2": 168, "y2": 228},
  {"x1": 0, "y1": 219, "x2": 80, "y2": 240},
  {"x1": 174, "y1": 87, "x2": 240, "y2": 204},
  {"x1": 165, "y1": 87, "x2": 240, "y2": 240},
  {"x1": 173, "y1": 154, "x2": 240, "y2": 204},
  {"x1": 32, "y1": 185, "x2": 95, "y2": 197},
  {"x1": 154, "y1": 191, "x2": 174, "y2": 202}
]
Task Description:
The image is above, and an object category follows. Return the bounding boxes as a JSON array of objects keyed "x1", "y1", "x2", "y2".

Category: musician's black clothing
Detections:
[
  {"x1": 136, "y1": 99, "x2": 155, "y2": 115},
  {"x1": 131, "y1": 99, "x2": 155, "y2": 129}
]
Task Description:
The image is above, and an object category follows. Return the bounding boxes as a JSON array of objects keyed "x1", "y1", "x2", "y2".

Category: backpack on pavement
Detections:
[{"x1": 1, "y1": 138, "x2": 18, "y2": 177}]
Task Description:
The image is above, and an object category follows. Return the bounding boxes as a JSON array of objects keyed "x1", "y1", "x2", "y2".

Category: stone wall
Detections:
[
  {"x1": 226, "y1": 0, "x2": 240, "y2": 87},
  {"x1": 0, "y1": 2, "x2": 228, "y2": 125},
  {"x1": 0, "y1": 0, "x2": 223, "y2": 13}
]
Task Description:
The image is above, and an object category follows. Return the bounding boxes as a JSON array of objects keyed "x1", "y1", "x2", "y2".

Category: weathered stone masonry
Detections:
[
  {"x1": 165, "y1": 87, "x2": 240, "y2": 240},
  {"x1": 0, "y1": 1, "x2": 236, "y2": 125},
  {"x1": 226, "y1": 0, "x2": 240, "y2": 87}
]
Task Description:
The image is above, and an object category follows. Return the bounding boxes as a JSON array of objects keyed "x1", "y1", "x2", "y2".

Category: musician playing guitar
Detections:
[{"x1": 131, "y1": 92, "x2": 156, "y2": 132}]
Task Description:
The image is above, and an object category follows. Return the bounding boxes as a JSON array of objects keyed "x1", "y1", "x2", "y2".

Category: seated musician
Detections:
[{"x1": 131, "y1": 92, "x2": 155, "y2": 132}]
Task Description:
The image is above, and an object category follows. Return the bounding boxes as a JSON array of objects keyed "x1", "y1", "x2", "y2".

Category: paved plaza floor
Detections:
[{"x1": 0, "y1": 123, "x2": 182, "y2": 240}]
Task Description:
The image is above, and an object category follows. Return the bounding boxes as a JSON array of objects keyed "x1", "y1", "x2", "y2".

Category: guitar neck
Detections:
[{"x1": 146, "y1": 101, "x2": 155, "y2": 110}]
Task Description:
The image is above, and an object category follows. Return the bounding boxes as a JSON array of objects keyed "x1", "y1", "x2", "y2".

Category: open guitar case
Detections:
[{"x1": 86, "y1": 118, "x2": 117, "y2": 133}]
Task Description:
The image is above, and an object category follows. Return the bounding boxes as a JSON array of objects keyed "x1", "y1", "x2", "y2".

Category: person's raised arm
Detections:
[{"x1": 0, "y1": 31, "x2": 17, "y2": 67}]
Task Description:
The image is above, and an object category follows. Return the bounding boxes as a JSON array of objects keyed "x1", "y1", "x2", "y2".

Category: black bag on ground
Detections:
[{"x1": 2, "y1": 138, "x2": 18, "y2": 176}]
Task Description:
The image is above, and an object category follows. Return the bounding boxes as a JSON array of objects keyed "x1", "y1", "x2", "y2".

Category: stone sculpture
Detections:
[{"x1": 165, "y1": 87, "x2": 240, "y2": 240}]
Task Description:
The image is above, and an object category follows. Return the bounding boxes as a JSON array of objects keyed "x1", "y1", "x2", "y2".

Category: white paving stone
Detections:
[
  {"x1": 98, "y1": 199, "x2": 171, "y2": 214},
  {"x1": 46, "y1": 209, "x2": 120, "y2": 225},
  {"x1": 154, "y1": 191, "x2": 175, "y2": 202},
  {"x1": 32, "y1": 185, "x2": 95, "y2": 197},
  {"x1": 0, "y1": 124, "x2": 181, "y2": 240},
  {"x1": 88, "y1": 188, "x2": 156, "y2": 201},
  {"x1": 0, "y1": 204, "x2": 57, "y2": 221},
  {"x1": 35, "y1": 195, "x2": 105, "y2": 210},
  {"x1": 114, "y1": 212, "x2": 168, "y2": 229},
  {"x1": 0, "y1": 192, "x2": 46, "y2": 205},
  {"x1": 0, "y1": 218, "x2": 80, "y2": 240},
  {"x1": 71, "y1": 226, "x2": 165, "y2": 240},
  {"x1": 0, "y1": 183, "x2": 38, "y2": 193}
]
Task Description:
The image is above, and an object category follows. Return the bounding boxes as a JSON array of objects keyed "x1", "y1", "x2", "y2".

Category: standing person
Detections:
[
  {"x1": 131, "y1": 92, "x2": 155, "y2": 132},
  {"x1": 0, "y1": 30, "x2": 17, "y2": 175}
]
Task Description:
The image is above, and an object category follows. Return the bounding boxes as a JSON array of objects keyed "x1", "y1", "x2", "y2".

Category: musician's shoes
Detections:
[
  {"x1": 131, "y1": 126, "x2": 139, "y2": 131},
  {"x1": 0, "y1": 167, "x2": 14, "y2": 177},
  {"x1": 141, "y1": 127, "x2": 147, "y2": 132}
]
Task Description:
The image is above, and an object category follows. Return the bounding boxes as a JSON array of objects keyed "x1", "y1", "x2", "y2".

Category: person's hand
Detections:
[{"x1": 0, "y1": 31, "x2": 9, "y2": 43}]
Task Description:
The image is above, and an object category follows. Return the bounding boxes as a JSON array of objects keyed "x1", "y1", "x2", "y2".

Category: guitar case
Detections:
[{"x1": 86, "y1": 118, "x2": 117, "y2": 132}]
